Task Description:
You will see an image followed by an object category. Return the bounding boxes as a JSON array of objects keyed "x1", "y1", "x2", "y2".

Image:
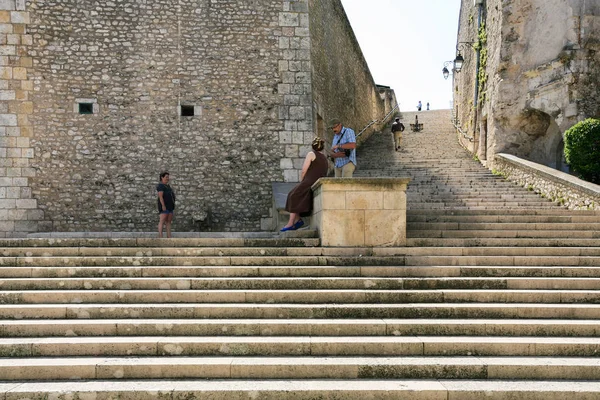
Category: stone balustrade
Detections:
[
  {"x1": 492, "y1": 154, "x2": 600, "y2": 210},
  {"x1": 311, "y1": 177, "x2": 410, "y2": 247}
]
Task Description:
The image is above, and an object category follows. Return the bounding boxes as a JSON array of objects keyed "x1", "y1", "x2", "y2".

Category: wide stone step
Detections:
[
  {"x1": 408, "y1": 230, "x2": 598, "y2": 239},
  {"x1": 0, "y1": 236, "x2": 319, "y2": 248},
  {"x1": 408, "y1": 222, "x2": 600, "y2": 231},
  {"x1": 407, "y1": 238, "x2": 600, "y2": 247},
  {"x1": 0, "y1": 247, "x2": 384, "y2": 258},
  {"x1": 3, "y1": 379, "x2": 600, "y2": 399},
  {"x1": 2, "y1": 303, "x2": 599, "y2": 319},
  {"x1": 2, "y1": 356, "x2": 600, "y2": 380},
  {"x1": 3, "y1": 289, "x2": 600, "y2": 305},
  {"x1": 407, "y1": 215, "x2": 600, "y2": 223},
  {"x1": 2, "y1": 277, "x2": 600, "y2": 290},
  {"x1": 4, "y1": 265, "x2": 600, "y2": 279},
  {"x1": 406, "y1": 255, "x2": 599, "y2": 266},
  {"x1": 2, "y1": 336, "x2": 600, "y2": 357},
  {"x1": 4, "y1": 318, "x2": 600, "y2": 337},
  {"x1": 0, "y1": 255, "x2": 404, "y2": 267}
]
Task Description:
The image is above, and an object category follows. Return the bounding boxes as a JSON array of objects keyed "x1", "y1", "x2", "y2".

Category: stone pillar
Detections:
[
  {"x1": 311, "y1": 178, "x2": 410, "y2": 247},
  {"x1": 0, "y1": 0, "x2": 40, "y2": 237},
  {"x1": 277, "y1": 0, "x2": 313, "y2": 184}
]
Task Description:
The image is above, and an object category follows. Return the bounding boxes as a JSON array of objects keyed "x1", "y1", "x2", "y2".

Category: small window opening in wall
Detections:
[
  {"x1": 79, "y1": 103, "x2": 94, "y2": 114},
  {"x1": 181, "y1": 105, "x2": 195, "y2": 117}
]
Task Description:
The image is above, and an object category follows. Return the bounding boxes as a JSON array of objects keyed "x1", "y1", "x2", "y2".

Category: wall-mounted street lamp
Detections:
[{"x1": 442, "y1": 42, "x2": 475, "y2": 79}]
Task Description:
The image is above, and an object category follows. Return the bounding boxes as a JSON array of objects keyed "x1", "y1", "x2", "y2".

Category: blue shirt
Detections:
[{"x1": 332, "y1": 126, "x2": 357, "y2": 168}]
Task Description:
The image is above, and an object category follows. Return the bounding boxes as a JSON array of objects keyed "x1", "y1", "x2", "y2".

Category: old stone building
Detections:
[
  {"x1": 454, "y1": 0, "x2": 600, "y2": 170},
  {"x1": 0, "y1": 0, "x2": 396, "y2": 236}
]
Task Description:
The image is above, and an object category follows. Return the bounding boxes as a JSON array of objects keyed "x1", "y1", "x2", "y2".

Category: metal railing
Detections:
[
  {"x1": 451, "y1": 109, "x2": 474, "y2": 142},
  {"x1": 356, "y1": 103, "x2": 400, "y2": 138}
]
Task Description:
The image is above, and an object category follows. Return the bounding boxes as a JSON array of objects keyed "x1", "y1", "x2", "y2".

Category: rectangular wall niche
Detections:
[
  {"x1": 75, "y1": 98, "x2": 98, "y2": 114},
  {"x1": 180, "y1": 105, "x2": 195, "y2": 117},
  {"x1": 79, "y1": 103, "x2": 94, "y2": 114}
]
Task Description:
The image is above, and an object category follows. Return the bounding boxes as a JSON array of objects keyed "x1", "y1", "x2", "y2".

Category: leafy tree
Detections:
[{"x1": 564, "y1": 118, "x2": 600, "y2": 183}]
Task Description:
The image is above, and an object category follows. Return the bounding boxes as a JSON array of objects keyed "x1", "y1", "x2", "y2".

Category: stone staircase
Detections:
[{"x1": 0, "y1": 109, "x2": 600, "y2": 398}]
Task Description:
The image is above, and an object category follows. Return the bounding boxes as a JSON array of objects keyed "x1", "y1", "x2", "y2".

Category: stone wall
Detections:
[
  {"x1": 492, "y1": 153, "x2": 600, "y2": 210},
  {"x1": 0, "y1": 0, "x2": 392, "y2": 235},
  {"x1": 25, "y1": 0, "x2": 298, "y2": 233},
  {"x1": 455, "y1": 0, "x2": 600, "y2": 171},
  {"x1": 0, "y1": 0, "x2": 39, "y2": 238},
  {"x1": 308, "y1": 0, "x2": 387, "y2": 147}
]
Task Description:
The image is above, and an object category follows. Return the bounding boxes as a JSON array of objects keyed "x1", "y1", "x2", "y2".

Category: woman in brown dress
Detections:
[{"x1": 281, "y1": 137, "x2": 328, "y2": 231}]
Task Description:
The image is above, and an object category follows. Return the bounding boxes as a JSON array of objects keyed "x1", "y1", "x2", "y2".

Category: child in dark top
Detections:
[{"x1": 157, "y1": 171, "x2": 176, "y2": 238}]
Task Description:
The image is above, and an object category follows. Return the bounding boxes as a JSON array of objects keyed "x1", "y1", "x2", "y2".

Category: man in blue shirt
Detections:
[{"x1": 328, "y1": 118, "x2": 357, "y2": 177}]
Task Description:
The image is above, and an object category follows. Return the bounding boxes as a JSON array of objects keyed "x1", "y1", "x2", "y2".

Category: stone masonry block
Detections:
[
  {"x1": 0, "y1": 23, "x2": 12, "y2": 33},
  {"x1": 12, "y1": 66, "x2": 25, "y2": 79},
  {"x1": 292, "y1": 157, "x2": 304, "y2": 169},
  {"x1": 15, "y1": 0, "x2": 24, "y2": 10},
  {"x1": 290, "y1": 2, "x2": 308, "y2": 12},
  {"x1": 0, "y1": 66, "x2": 11, "y2": 79},
  {"x1": 10, "y1": 11, "x2": 29, "y2": 23},
  {"x1": 295, "y1": 27, "x2": 310, "y2": 37},
  {"x1": 292, "y1": 131, "x2": 303, "y2": 144},
  {"x1": 283, "y1": 169, "x2": 299, "y2": 183},
  {"x1": 0, "y1": 0, "x2": 15, "y2": 11},
  {"x1": 383, "y1": 191, "x2": 407, "y2": 210},
  {"x1": 0, "y1": 11, "x2": 9, "y2": 22},
  {"x1": 285, "y1": 145, "x2": 298, "y2": 158},
  {"x1": 289, "y1": 106, "x2": 305, "y2": 120},
  {"x1": 0, "y1": 220, "x2": 15, "y2": 232},
  {"x1": 279, "y1": 131, "x2": 292, "y2": 144},
  {"x1": 278, "y1": 37, "x2": 290, "y2": 49},
  {"x1": 0, "y1": 44, "x2": 14, "y2": 55},
  {"x1": 346, "y1": 191, "x2": 384, "y2": 210},
  {"x1": 0, "y1": 187, "x2": 4, "y2": 198},
  {"x1": 6, "y1": 186, "x2": 19, "y2": 197},
  {"x1": 14, "y1": 220, "x2": 36, "y2": 231},
  {"x1": 16, "y1": 136, "x2": 28, "y2": 147},
  {"x1": 0, "y1": 113, "x2": 16, "y2": 126},
  {"x1": 16, "y1": 198, "x2": 36, "y2": 208},
  {"x1": 0, "y1": 89, "x2": 14, "y2": 100},
  {"x1": 279, "y1": 13, "x2": 299, "y2": 27},
  {"x1": 6, "y1": 33, "x2": 18, "y2": 44},
  {"x1": 0, "y1": 198, "x2": 15, "y2": 208},
  {"x1": 365, "y1": 210, "x2": 406, "y2": 247},
  {"x1": 280, "y1": 158, "x2": 293, "y2": 169}
]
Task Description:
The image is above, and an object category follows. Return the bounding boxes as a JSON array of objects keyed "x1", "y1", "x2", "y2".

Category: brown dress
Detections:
[{"x1": 285, "y1": 151, "x2": 328, "y2": 216}]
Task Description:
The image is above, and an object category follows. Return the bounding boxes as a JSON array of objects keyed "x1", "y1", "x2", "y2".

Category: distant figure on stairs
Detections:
[
  {"x1": 391, "y1": 117, "x2": 405, "y2": 151},
  {"x1": 328, "y1": 118, "x2": 357, "y2": 178},
  {"x1": 417, "y1": 100, "x2": 422, "y2": 111},
  {"x1": 427, "y1": 102, "x2": 430, "y2": 111}
]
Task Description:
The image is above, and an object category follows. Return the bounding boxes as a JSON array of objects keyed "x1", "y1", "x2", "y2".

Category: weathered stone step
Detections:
[
  {"x1": 407, "y1": 238, "x2": 600, "y2": 247},
  {"x1": 0, "y1": 256, "x2": 404, "y2": 267},
  {"x1": 408, "y1": 230, "x2": 598, "y2": 239},
  {"x1": 4, "y1": 379, "x2": 600, "y2": 399},
  {"x1": 407, "y1": 255, "x2": 600, "y2": 266},
  {"x1": 2, "y1": 303, "x2": 600, "y2": 320},
  {"x1": 0, "y1": 236, "x2": 319, "y2": 248},
  {"x1": 4, "y1": 318, "x2": 600, "y2": 337},
  {"x1": 407, "y1": 209, "x2": 600, "y2": 216},
  {"x1": 2, "y1": 356, "x2": 600, "y2": 380},
  {"x1": 4, "y1": 265, "x2": 600, "y2": 279},
  {"x1": 408, "y1": 222, "x2": 600, "y2": 231},
  {"x1": 2, "y1": 336, "x2": 600, "y2": 357},
  {"x1": 407, "y1": 215, "x2": 600, "y2": 223},
  {"x1": 2, "y1": 277, "x2": 600, "y2": 290},
  {"x1": 0, "y1": 247, "x2": 382, "y2": 258},
  {"x1": 3, "y1": 289, "x2": 600, "y2": 305}
]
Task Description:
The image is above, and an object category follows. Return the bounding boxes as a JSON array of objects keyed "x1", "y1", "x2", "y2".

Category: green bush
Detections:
[{"x1": 564, "y1": 118, "x2": 600, "y2": 183}]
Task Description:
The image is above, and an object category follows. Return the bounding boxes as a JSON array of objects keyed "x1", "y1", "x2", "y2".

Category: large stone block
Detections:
[{"x1": 312, "y1": 178, "x2": 410, "y2": 247}]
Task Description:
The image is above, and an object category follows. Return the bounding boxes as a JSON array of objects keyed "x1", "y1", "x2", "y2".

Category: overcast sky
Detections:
[{"x1": 340, "y1": 0, "x2": 461, "y2": 112}]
